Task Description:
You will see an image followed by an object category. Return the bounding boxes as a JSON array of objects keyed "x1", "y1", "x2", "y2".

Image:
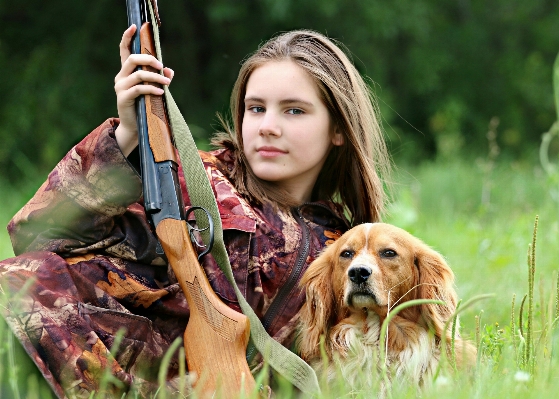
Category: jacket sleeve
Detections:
[{"x1": 8, "y1": 118, "x2": 165, "y2": 265}]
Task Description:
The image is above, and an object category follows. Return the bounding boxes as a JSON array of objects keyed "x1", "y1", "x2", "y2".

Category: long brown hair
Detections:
[{"x1": 213, "y1": 29, "x2": 391, "y2": 225}]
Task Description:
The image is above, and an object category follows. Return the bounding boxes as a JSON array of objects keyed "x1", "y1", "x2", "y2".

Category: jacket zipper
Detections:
[{"x1": 246, "y1": 206, "x2": 311, "y2": 361}]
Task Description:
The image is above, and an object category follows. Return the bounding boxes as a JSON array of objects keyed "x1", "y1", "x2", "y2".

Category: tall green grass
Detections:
[
  {"x1": 1, "y1": 150, "x2": 558, "y2": 397},
  {"x1": 387, "y1": 156, "x2": 559, "y2": 332}
]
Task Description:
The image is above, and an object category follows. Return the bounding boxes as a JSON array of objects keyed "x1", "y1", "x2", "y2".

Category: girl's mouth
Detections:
[{"x1": 257, "y1": 146, "x2": 287, "y2": 157}]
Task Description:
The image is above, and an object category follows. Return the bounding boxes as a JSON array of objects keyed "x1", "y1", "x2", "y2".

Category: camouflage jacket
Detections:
[{"x1": 0, "y1": 118, "x2": 348, "y2": 398}]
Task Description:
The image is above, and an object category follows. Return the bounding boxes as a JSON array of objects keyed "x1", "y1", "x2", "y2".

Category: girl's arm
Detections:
[
  {"x1": 8, "y1": 26, "x2": 174, "y2": 264},
  {"x1": 8, "y1": 119, "x2": 163, "y2": 265}
]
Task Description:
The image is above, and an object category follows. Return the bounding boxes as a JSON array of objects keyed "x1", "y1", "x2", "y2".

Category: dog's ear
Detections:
[
  {"x1": 415, "y1": 242, "x2": 457, "y2": 339},
  {"x1": 298, "y1": 246, "x2": 337, "y2": 361}
]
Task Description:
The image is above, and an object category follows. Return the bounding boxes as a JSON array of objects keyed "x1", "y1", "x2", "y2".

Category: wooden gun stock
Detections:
[
  {"x1": 156, "y1": 219, "x2": 255, "y2": 397},
  {"x1": 130, "y1": 10, "x2": 256, "y2": 398}
]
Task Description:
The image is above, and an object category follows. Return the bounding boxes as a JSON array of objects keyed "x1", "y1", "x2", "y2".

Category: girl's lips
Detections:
[{"x1": 257, "y1": 146, "x2": 287, "y2": 157}]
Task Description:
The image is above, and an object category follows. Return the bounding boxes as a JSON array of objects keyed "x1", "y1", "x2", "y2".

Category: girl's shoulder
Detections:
[
  {"x1": 199, "y1": 147, "x2": 235, "y2": 178},
  {"x1": 193, "y1": 148, "x2": 258, "y2": 231}
]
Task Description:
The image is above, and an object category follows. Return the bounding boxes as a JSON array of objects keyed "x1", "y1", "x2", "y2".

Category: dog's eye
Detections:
[
  {"x1": 340, "y1": 250, "x2": 354, "y2": 259},
  {"x1": 380, "y1": 249, "x2": 397, "y2": 258}
]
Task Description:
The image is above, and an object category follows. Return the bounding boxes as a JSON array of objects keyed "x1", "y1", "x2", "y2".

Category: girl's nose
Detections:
[{"x1": 258, "y1": 112, "x2": 281, "y2": 137}]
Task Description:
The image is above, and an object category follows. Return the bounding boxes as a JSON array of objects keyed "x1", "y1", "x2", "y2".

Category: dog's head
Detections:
[{"x1": 299, "y1": 223, "x2": 457, "y2": 359}]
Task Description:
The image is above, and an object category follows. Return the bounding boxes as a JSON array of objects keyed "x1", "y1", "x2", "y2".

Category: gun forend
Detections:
[{"x1": 139, "y1": 22, "x2": 177, "y2": 164}]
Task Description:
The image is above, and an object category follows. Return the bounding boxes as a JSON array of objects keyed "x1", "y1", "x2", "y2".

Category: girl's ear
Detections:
[
  {"x1": 298, "y1": 248, "x2": 337, "y2": 361},
  {"x1": 331, "y1": 126, "x2": 344, "y2": 146}
]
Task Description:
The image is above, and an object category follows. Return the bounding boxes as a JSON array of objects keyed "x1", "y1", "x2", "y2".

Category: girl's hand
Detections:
[{"x1": 114, "y1": 24, "x2": 174, "y2": 156}]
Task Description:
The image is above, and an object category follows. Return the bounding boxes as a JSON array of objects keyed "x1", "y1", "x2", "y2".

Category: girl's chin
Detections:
[{"x1": 250, "y1": 168, "x2": 287, "y2": 183}]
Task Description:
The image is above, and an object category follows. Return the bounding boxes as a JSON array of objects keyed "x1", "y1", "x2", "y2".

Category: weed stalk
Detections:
[
  {"x1": 511, "y1": 294, "x2": 518, "y2": 365},
  {"x1": 524, "y1": 216, "x2": 538, "y2": 375},
  {"x1": 450, "y1": 300, "x2": 462, "y2": 372}
]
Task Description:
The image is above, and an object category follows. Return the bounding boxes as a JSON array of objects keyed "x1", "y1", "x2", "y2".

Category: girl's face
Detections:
[{"x1": 242, "y1": 60, "x2": 343, "y2": 203}]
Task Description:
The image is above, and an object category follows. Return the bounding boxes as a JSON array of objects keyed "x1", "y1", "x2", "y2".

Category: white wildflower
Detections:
[{"x1": 514, "y1": 371, "x2": 531, "y2": 382}]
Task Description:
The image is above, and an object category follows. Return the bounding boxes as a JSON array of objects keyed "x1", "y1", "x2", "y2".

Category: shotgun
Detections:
[{"x1": 125, "y1": 0, "x2": 256, "y2": 396}]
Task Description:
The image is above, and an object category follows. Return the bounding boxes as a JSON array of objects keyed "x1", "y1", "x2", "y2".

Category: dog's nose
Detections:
[{"x1": 348, "y1": 265, "x2": 372, "y2": 284}]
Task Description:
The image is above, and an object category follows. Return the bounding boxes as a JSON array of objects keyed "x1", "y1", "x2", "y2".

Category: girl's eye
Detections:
[
  {"x1": 380, "y1": 249, "x2": 397, "y2": 258},
  {"x1": 340, "y1": 250, "x2": 354, "y2": 259},
  {"x1": 286, "y1": 108, "x2": 304, "y2": 115},
  {"x1": 248, "y1": 106, "x2": 265, "y2": 113}
]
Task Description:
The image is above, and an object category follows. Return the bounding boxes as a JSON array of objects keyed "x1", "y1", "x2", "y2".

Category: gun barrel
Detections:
[{"x1": 126, "y1": 0, "x2": 162, "y2": 213}]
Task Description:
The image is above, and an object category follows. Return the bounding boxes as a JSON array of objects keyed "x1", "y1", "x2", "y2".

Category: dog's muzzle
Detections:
[
  {"x1": 348, "y1": 264, "x2": 372, "y2": 284},
  {"x1": 347, "y1": 264, "x2": 378, "y2": 308}
]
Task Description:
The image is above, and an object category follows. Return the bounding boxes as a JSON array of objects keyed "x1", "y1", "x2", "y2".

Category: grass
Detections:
[
  {"x1": 387, "y1": 156, "x2": 559, "y2": 331},
  {"x1": 1, "y1": 149, "x2": 559, "y2": 397}
]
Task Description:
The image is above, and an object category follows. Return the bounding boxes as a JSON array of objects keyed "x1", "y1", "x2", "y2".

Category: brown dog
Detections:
[{"x1": 298, "y1": 223, "x2": 476, "y2": 389}]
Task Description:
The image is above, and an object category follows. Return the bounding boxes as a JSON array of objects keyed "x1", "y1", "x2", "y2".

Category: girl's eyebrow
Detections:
[
  {"x1": 279, "y1": 99, "x2": 314, "y2": 107},
  {"x1": 244, "y1": 96, "x2": 264, "y2": 103},
  {"x1": 244, "y1": 96, "x2": 314, "y2": 107}
]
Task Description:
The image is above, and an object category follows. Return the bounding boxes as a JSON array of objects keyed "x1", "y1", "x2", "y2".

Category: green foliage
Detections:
[
  {"x1": 0, "y1": 0, "x2": 125, "y2": 180},
  {"x1": 479, "y1": 322, "x2": 505, "y2": 365},
  {"x1": 554, "y1": 52, "x2": 559, "y2": 120},
  {"x1": 1, "y1": 0, "x2": 559, "y2": 181},
  {"x1": 539, "y1": 50, "x2": 559, "y2": 201}
]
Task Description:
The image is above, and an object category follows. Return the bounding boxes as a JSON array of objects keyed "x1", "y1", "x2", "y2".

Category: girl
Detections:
[{"x1": 0, "y1": 26, "x2": 390, "y2": 398}]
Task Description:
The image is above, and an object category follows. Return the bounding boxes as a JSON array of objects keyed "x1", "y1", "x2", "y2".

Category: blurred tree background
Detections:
[{"x1": 1, "y1": 0, "x2": 558, "y2": 182}]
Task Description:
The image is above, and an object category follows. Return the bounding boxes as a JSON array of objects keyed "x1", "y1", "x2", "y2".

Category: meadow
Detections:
[
  {"x1": 2, "y1": 1, "x2": 558, "y2": 396},
  {"x1": 1, "y1": 145, "x2": 558, "y2": 398}
]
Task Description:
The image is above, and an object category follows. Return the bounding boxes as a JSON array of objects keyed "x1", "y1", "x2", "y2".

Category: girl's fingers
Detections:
[
  {"x1": 116, "y1": 54, "x2": 164, "y2": 83},
  {"x1": 163, "y1": 67, "x2": 174, "y2": 80},
  {"x1": 117, "y1": 84, "x2": 165, "y2": 106},
  {"x1": 119, "y1": 25, "x2": 136, "y2": 65},
  {"x1": 115, "y1": 70, "x2": 171, "y2": 93}
]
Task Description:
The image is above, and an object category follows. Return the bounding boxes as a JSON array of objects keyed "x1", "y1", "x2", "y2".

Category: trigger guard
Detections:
[{"x1": 185, "y1": 206, "x2": 215, "y2": 261}]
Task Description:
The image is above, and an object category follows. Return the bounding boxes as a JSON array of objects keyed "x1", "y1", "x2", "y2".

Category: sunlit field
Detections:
[{"x1": 1, "y1": 151, "x2": 558, "y2": 398}]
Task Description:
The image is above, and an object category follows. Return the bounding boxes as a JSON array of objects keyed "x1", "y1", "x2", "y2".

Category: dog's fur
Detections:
[{"x1": 298, "y1": 223, "x2": 476, "y2": 389}]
